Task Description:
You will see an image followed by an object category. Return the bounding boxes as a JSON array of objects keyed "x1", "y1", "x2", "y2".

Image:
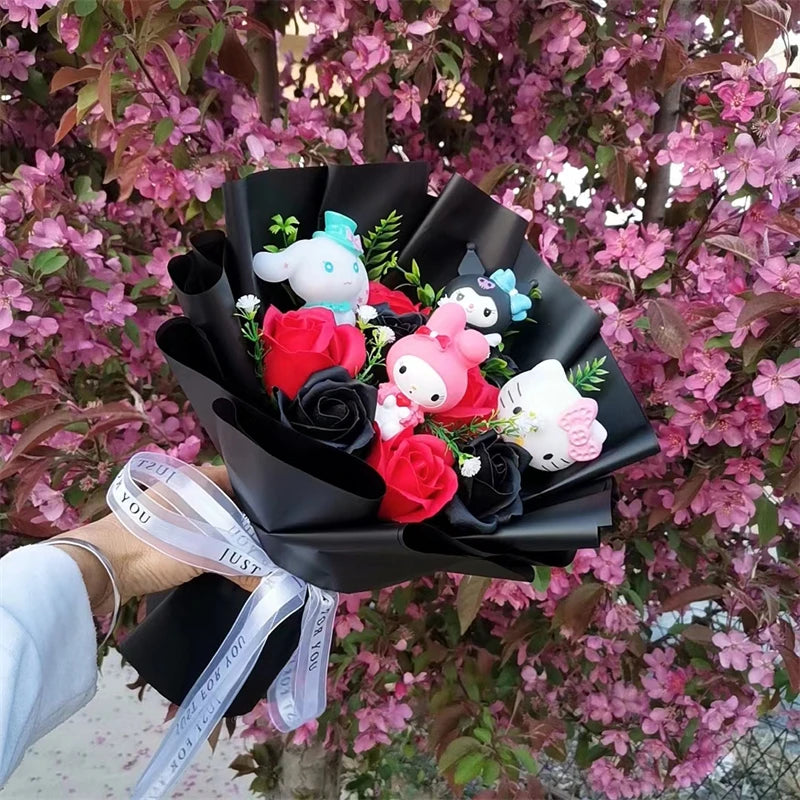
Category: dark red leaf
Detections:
[
  {"x1": 742, "y1": 0, "x2": 790, "y2": 61},
  {"x1": 736, "y1": 291, "x2": 800, "y2": 327},
  {"x1": 53, "y1": 104, "x2": 78, "y2": 145},
  {"x1": 660, "y1": 585, "x2": 722, "y2": 613},
  {"x1": 647, "y1": 298, "x2": 691, "y2": 359},
  {"x1": 678, "y1": 53, "x2": 751, "y2": 78},
  {"x1": 50, "y1": 65, "x2": 101, "y2": 92},
  {"x1": 553, "y1": 582, "x2": 605, "y2": 637},
  {"x1": 0, "y1": 394, "x2": 58, "y2": 421},
  {"x1": 654, "y1": 38, "x2": 689, "y2": 94},
  {"x1": 778, "y1": 646, "x2": 800, "y2": 692},
  {"x1": 219, "y1": 28, "x2": 256, "y2": 86}
]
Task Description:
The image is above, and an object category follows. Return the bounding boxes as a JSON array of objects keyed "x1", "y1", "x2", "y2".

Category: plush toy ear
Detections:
[
  {"x1": 252, "y1": 239, "x2": 312, "y2": 283},
  {"x1": 457, "y1": 243, "x2": 487, "y2": 276},
  {"x1": 455, "y1": 328, "x2": 490, "y2": 367},
  {"x1": 529, "y1": 359, "x2": 569, "y2": 384}
]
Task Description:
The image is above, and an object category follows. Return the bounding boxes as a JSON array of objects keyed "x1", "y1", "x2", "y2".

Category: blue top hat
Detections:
[{"x1": 312, "y1": 211, "x2": 363, "y2": 257}]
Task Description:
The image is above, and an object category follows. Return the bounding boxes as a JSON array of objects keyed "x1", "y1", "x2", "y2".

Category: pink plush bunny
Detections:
[{"x1": 375, "y1": 304, "x2": 489, "y2": 440}]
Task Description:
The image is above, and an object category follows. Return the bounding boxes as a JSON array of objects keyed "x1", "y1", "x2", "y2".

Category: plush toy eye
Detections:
[
  {"x1": 398, "y1": 365, "x2": 407, "y2": 374},
  {"x1": 430, "y1": 393, "x2": 440, "y2": 402},
  {"x1": 455, "y1": 292, "x2": 464, "y2": 301},
  {"x1": 323, "y1": 261, "x2": 334, "y2": 273},
  {"x1": 543, "y1": 453, "x2": 554, "y2": 461},
  {"x1": 512, "y1": 406, "x2": 522, "y2": 414},
  {"x1": 483, "y1": 307, "x2": 492, "y2": 318},
  {"x1": 353, "y1": 262, "x2": 360, "y2": 273}
]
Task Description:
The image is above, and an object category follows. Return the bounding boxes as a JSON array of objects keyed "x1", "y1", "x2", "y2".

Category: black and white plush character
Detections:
[{"x1": 440, "y1": 243, "x2": 536, "y2": 348}]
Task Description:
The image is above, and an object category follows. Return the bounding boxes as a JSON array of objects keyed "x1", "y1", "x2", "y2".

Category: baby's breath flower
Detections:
[
  {"x1": 357, "y1": 304, "x2": 378, "y2": 323},
  {"x1": 459, "y1": 455, "x2": 482, "y2": 477},
  {"x1": 235, "y1": 294, "x2": 261, "y2": 316},
  {"x1": 373, "y1": 325, "x2": 396, "y2": 346}
]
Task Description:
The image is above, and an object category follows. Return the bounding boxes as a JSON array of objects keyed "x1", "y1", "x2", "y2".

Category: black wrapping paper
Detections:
[{"x1": 120, "y1": 162, "x2": 658, "y2": 714}]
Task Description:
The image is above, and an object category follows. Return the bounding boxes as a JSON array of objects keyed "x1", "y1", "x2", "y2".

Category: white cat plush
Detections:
[{"x1": 497, "y1": 359, "x2": 608, "y2": 472}]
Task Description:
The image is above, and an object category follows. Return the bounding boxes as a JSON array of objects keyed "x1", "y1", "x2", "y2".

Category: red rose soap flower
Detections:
[
  {"x1": 432, "y1": 367, "x2": 499, "y2": 429},
  {"x1": 262, "y1": 306, "x2": 366, "y2": 398},
  {"x1": 367, "y1": 429, "x2": 458, "y2": 523},
  {"x1": 367, "y1": 281, "x2": 421, "y2": 315}
]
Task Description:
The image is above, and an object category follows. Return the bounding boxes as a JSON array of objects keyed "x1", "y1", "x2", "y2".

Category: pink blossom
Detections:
[
  {"x1": 708, "y1": 479, "x2": 758, "y2": 528},
  {"x1": 762, "y1": 130, "x2": 800, "y2": 207},
  {"x1": 86, "y1": 283, "x2": 137, "y2": 326},
  {"x1": 592, "y1": 544, "x2": 625, "y2": 586},
  {"x1": 620, "y1": 239, "x2": 666, "y2": 279},
  {"x1": 353, "y1": 699, "x2": 412, "y2": 753},
  {"x1": 0, "y1": 36, "x2": 35, "y2": 80},
  {"x1": 179, "y1": 165, "x2": 225, "y2": 203},
  {"x1": 755, "y1": 256, "x2": 800, "y2": 296},
  {"x1": 392, "y1": 82, "x2": 421, "y2": 124},
  {"x1": 712, "y1": 630, "x2": 758, "y2": 671},
  {"x1": 57, "y1": 13, "x2": 80, "y2": 52},
  {"x1": 723, "y1": 457, "x2": 764, "y2": 486},
  {"x1": 703, "y1": 696, "x2": 739, "y2": 731},
  {"x1": 527, "y1": 135, "x2": 568, "y2": 174},
  {"x1": 685, "y1": 351, "x2": 731, "y2": 402},
  {"x1": 28, "y1": 215, "x2": 102, "y2": 258},
  {"x1": 1, "y1": 0, "x2": 55, "y2": 32},
  {"x1": 0, "y1": 278, "x2": 33, "y2": 330},
  {"x1": 601, "y1": 729, "x2": 630, "y2": 756},
  {"x1": 717, "y1": 81, "x2": 764, "y2": 123},
  {"x1": 719, "y1": 134, "x2": 770, "y2": 193},
  {"x1": 454, "y1": 0, "x2": 492, "y2": 45},
  {"x1": 31, "y1": 481, "x2": 65, "y2": 522},
  {"x1": 342, "y1": 28, "x2": 391, "y2": 80},
  {"x1": 748, "y1": 651, "x2": 775, "y2": 688},
  {"x1": 752, "y1": 358, "x2": 800, "y2": 410}
]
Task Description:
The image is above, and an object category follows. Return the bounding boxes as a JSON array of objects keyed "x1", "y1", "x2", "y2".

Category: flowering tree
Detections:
[{"x1": 1, "y1": 1, "x2": 800, "y2": 798}]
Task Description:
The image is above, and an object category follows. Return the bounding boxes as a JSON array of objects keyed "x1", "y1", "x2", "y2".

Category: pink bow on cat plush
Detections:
[{"x1": 558, "y1": 398, "x2": 604, "y2": 462}]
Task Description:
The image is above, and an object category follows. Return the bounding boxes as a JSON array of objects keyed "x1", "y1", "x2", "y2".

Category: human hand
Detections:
[{"x1": 51, "y1": 464, "x2": 260, "y2": 615}]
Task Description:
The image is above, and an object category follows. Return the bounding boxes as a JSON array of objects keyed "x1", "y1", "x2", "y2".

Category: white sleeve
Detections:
[{"x1": 0, "y1": 544, "x2": 98, "y2": 785}]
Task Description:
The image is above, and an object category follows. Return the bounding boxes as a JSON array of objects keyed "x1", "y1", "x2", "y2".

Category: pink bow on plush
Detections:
[
  {"x1": 415, "y1": 326, "x2": 452, "y2": 351},
  {"x1": 558, "y1": 398, "x2": 603, "y2": 462}
]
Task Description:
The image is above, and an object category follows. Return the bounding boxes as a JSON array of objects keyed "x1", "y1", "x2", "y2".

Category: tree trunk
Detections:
[
  {"x1": 251, "y1": 15, "x2": 280, "y2": 124},
  {"x1": 263, "y1": 741, "x2": 341, "y2": 800},
  {"x1": 642, "y1": 0, "x2": 692, "y2": 225},
  {"x1": 363, "y1": 90, "x2": 389, "y2": 163}
]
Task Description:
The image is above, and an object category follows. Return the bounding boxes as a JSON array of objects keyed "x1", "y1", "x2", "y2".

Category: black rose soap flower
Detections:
[
  {"x1": 276, "y1": 366, "x2": 378, "y2": 456},
  {"x1": 443, "y1": 430, "x2": 531, "y2": 534}
]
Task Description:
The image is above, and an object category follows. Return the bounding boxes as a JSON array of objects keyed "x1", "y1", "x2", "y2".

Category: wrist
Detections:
[{"x1": 51, "y1": 533, "x2": 117, "y2": 615}]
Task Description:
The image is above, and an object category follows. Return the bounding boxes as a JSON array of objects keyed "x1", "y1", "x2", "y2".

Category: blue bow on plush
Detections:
[{"x1": 488, "y1": 269, "x2": 532, "y2": 322}]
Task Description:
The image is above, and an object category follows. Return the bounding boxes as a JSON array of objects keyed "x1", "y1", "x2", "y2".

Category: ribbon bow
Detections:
[
  {"x1": 558, "y1": 398, "x2": 603, "y2": 462},
  {"x1": 487, "y1": 269, "x2": 532, "y2": 322},
  {"x1": 107, "y1": 453, "x2": 337, "y2": 800},
  {"x1": 416, "y1": 325, "x2": 451, "y2": 350}
]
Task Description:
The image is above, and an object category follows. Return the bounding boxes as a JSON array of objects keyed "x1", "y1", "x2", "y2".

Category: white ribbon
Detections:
[{"x1": 106, "y1": 452, "x2": 338, "y2": 800}]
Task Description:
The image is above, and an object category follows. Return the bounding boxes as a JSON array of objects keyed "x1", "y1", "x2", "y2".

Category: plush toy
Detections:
[
  {"x1": 252, "y1": 211, "x2": 368, "y2": 325},
  {"x1": 498, "y1": 359, "x2": 607, "y2": 471},
  {"x1": 439, "y1": 243, "x2": 535, "y2": 347},
  {"x1": 375, "y1": 304, "x2": 489, "y2": 440}
]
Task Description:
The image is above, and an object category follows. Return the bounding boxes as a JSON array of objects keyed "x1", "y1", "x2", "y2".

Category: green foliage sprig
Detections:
[
  {"x1": 363, "y1": 210, "x2": 402, "y2": 278},
  {"x1": 356, "y1": 317, "x2": 394, "y2": 382},
  {"x1": 264, "y1": 214, "x2": 299, "y2": 252},
  {"x1": 568, "y1": 356, "x2": 608, "y2": 393},
  {"x1": 423, "y1": 413, "x2": 534, "y2": 476},
  {"x1": 481, "y1": 356, "x2": 515, "y2": 383}
]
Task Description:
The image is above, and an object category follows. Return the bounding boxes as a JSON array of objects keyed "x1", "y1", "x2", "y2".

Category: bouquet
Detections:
[{"x1": 113, "y1": 162, "x2": 657, "y2": 797}]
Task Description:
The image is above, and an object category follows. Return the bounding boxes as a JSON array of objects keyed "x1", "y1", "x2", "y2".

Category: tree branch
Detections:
[
  {"x1": 250, "y1": 13, "x2": 280, "y2": 124},
  {"x1": 363, "y1": 89, "x2": 388, "y2": 162},
  {"x1": 642, "y1": 0, "x2": 692, "y2": 225},
  {"x1": 642, "y1": 78, "x2": 682, "y2": 225}
]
